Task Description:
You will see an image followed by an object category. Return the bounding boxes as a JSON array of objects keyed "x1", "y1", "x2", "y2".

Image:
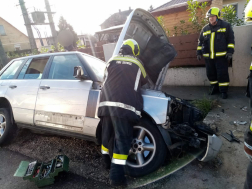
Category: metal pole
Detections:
[
  {"x1": 19, "y1": 0, "x2": 37, "y2": 51},
  {"x1": 0, "y1": 39, "x2": 8, "y2": 67},
  {"x1": 45, "y1": 0, "x2": 58, "y2": 49}
]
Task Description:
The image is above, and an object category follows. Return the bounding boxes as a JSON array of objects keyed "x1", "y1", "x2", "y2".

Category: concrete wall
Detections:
[
  {"x1": 0, "y1": 17, "x2": 30, "y2": 52},
  {"x1": 223, "y1": 0, "x2": 246, "y2": 20},
  {"x1": 164, "y1": 24, "x2": 252, "y2": 86},
  {"x1": 103, "y1": 43, "x2": 116, "y2": 62}
]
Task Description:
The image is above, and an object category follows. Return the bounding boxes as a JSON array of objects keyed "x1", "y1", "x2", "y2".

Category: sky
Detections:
[{"x1": 0, "y1": 0, "x2": 169, "y2": 38}]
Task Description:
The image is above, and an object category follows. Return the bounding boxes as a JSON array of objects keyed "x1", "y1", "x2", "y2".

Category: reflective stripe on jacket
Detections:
[
  {"x1": 197, "y1": 19, "x2": 235, "y2": 59},
  {"x1": 98, "y1": 55, "x2": 148, "y2": 122}
]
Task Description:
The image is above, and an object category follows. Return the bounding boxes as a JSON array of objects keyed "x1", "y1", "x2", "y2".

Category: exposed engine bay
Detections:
[{"x1": 164, "y1": 94, "x2": 218, "y2": 158}]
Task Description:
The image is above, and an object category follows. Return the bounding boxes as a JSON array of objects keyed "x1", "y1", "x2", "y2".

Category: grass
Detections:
[{"x1": 191, "y1": 96, "x2": 215, "y2": 117}]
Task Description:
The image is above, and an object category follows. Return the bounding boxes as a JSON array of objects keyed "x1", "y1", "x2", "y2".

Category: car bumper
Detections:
[{"x1": 198, "y1": 134, "x2": 222, "y2": 162}]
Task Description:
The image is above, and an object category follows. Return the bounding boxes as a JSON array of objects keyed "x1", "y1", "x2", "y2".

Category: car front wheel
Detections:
[
  {"x1": 0, "y1": 108, "x2": 17, "y2": 146},
  {"x1": 125, "y1": 118, "x2": 168, "y2": 177}
]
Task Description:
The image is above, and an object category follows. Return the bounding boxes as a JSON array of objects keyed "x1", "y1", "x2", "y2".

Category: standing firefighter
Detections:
[
  {"x1": 98, "y1": 39, "x2": 147, "y2": 187},
  {"x1": 244, "y1": 1, "x2": 252, "y2": 188},
  {"x1": 197, "y1": 7, "x2": 235, "y2": 99}
]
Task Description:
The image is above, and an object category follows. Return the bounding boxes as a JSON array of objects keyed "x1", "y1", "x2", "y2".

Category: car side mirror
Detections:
[{"x1": 74, "y1": 66, "x2": 88, "y2": 80}]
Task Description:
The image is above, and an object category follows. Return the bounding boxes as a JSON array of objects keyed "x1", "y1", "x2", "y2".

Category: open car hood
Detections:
[{"x1": 113, "y1": 8, "x2": 177, "y2": 84}]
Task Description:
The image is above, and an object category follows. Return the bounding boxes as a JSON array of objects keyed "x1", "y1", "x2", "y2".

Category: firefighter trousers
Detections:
[
  {"x1": 244, "y1": 162, "x2": 252, "y2": 189},
  {"x1": 101, "y1": 116, "x2": 133, "y2": 181},
  {"x1": 205, "y1": 57, "x2": 229, "y2": 93}
]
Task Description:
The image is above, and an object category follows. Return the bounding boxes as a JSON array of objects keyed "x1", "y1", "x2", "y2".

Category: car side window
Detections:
[
  {"x1": 81, "y1": 54, "x2": 105, "y2": 82},
  {"x1": 0, "y1": 60, "x2": 24, "y2": 80},
  {"x1": 48, "y1": 54, "x2": 85, "y2": 80},
  {"x1": 18, "y1": 57, "x2": 49, "y2": 79}
]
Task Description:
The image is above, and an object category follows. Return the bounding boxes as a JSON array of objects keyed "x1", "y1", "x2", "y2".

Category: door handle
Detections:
[
  {"x1": 9, "y1": 85, "x2": 17, "y2": 89},
  {"x1": 40, "y1": 85, "x2": 50, "y2": 90}
]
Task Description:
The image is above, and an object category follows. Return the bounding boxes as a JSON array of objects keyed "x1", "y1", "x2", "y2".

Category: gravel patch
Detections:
[{"x1": 5, "y1": 129, "x2": 110, "y2": 185}]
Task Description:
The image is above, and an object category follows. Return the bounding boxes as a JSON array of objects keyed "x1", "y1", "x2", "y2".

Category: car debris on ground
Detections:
[{"x1": 221, "y1": 130, "x2": 241, "y2": 143}]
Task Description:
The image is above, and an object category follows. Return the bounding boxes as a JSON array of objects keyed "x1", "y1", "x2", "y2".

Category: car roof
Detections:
[{"x1": 13, "y1": 51, "x2": 85, "y2": 61}]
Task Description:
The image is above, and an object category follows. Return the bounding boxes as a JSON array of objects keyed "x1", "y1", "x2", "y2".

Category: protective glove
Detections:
[
  {"x1": 226, "y1": 53, "x2": 233, "y2": 60},
  {"x1": 197, "y1": 55, "x2": 202, "y2": 61}
]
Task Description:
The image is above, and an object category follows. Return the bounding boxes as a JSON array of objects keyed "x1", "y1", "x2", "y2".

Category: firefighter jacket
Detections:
[
  {"x1": 98, "y1": 55, "x2": 148, "y2": 122},
  {"x1": 197, "y1": 19, "x2": 235, "y2": 59}
]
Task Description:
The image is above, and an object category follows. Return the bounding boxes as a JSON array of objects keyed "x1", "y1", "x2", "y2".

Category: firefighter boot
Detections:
[
  {"x1": 110, "y1": 178, "x2": 127, "y2": 187},
  {"x1": 221, "y1": 92, "x2": 228, "y2": 99},
  {"x1": 209, "y1": 84, "x2": 219, "y2": 95},
  {"x1": 109, "y1": 164, "x2": 127, "y2": 187},
  {"x1": 102, "y1": 154, "x2": 111, "y2": 170}
]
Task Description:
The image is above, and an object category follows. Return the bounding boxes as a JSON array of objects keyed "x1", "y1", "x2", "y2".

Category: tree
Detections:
[
  {"x1": 148, "y1": 5, "x2": 154, "y2": 12},
  {"x1": 221, "y1": 5, "x2": 244, "y2": 26},
  {"x1": 58, "y1": 16, "x2": 78, "y2": 47},
  {"x1": 187, "y1": 0, "x2": 208, "y2": 32}
]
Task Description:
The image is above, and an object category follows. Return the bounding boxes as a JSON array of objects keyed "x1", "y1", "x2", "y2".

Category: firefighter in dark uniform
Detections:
[
  {"x1": 244, "y1": 2, "x2": 252, "y2": 188},
  {"x1": 197, "y1": 7, "x2": 235, "y2": 99},
  {"x1": 98, "y1": 39, "x2": 147, "y2": 187}
]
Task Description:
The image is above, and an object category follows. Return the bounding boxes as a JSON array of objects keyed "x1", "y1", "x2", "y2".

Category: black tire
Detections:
[
  {"x1": 125, "y1": 118, "x2": 168, "y2": 177},
  {"x1": 0, "y1": 108, "x2": 17, "y2": 146}
]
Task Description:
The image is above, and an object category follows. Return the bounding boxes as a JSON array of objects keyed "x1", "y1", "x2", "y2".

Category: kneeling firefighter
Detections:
[
  {"x1": 244, "y1": 1, "x2": 252, "y2": 188},
  {"x1": 98, "y1": 39, "x2": 148, "y2": 187},
  {"x1": 197, "y1": 7, "x2": 235, "y2": 99}
]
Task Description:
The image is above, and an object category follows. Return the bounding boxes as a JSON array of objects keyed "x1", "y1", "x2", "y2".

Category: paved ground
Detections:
[
  {"x1": 0, "y1": 86, "x2": 250, "y2": 189},
  {"x1": 159, "y1": 86, "x2": 250, "y2": 189}
]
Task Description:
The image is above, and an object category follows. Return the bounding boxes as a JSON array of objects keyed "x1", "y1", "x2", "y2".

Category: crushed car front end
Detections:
[{"x1": 111, "y1": 8, "x2": 222, "y2": 177}]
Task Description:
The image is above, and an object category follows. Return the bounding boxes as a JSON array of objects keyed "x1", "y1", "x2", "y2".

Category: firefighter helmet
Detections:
[
  {"x1": 121, "y1": 39, "x2": 140, "y2": 56},
  {"x1": 245, "y1": 0, "x2": 252, "y2": 22},
  {"x1": 206, "y1": 7, "x2": 221, "y2": 18}
]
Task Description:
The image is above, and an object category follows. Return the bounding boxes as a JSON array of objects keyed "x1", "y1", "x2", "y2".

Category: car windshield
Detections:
[{"x1": 82, "y1": 54, "x2": 106, "y2": 82}]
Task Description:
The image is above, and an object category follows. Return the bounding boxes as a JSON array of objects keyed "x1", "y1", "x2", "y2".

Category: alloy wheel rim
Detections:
[
  {"x1": 0, "y1": 114, "x2": 6, "y2": 138},
  {"x1": 127, "y1": 126, "x2": 156, "y2": 168}
]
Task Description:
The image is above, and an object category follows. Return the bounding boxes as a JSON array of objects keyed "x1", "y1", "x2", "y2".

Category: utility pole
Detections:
[
  {"x1": 0, "y1": 39, "x2": 8, "y2": 67},
  {"x1": 19, "y1": 0, "x2": 37, "y2": 51},
  {"x1": 45, "y1": 0, "x2": 57, "y2": 48}
]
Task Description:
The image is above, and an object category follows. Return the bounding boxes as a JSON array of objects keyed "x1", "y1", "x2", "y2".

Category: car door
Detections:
[
  {"x1": 0, "y1": 59, "x2": 25, "y2": 98},
  {"x1": 4, "y1": 56, "x2": 50, "y2": 125},
  {"x1": 34, "y1": 54, "x2": 93, "y2": 134}
]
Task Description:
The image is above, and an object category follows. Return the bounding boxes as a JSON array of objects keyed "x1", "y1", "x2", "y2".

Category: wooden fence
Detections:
[
  {"x1": 169, "y1": 33, "x2": 205, "y2": 67},
  {"x1": 79, "y1": 34, "x2": 206, "y2": 68}
]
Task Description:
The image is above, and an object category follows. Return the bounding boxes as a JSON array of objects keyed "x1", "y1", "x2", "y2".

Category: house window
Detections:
[
  {"x1": 0, "y1": 25, "x2": 6, "y2": 36},
  {"x1": 14, "y1": 44, "x2": 21, "y2": 51}
]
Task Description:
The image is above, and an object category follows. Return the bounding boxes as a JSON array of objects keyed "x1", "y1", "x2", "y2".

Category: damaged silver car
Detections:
[{"x1": 0, "y1": 8, "x2": 222, "y2": 177}]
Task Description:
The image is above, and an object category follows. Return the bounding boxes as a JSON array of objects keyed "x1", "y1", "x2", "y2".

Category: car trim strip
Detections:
[
  {"x1": 99, "y1": 101, "x2": 141, "y2": 116},
  {"x1": 86, "y1": 90, "x2": 100, "y2": 118}
]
